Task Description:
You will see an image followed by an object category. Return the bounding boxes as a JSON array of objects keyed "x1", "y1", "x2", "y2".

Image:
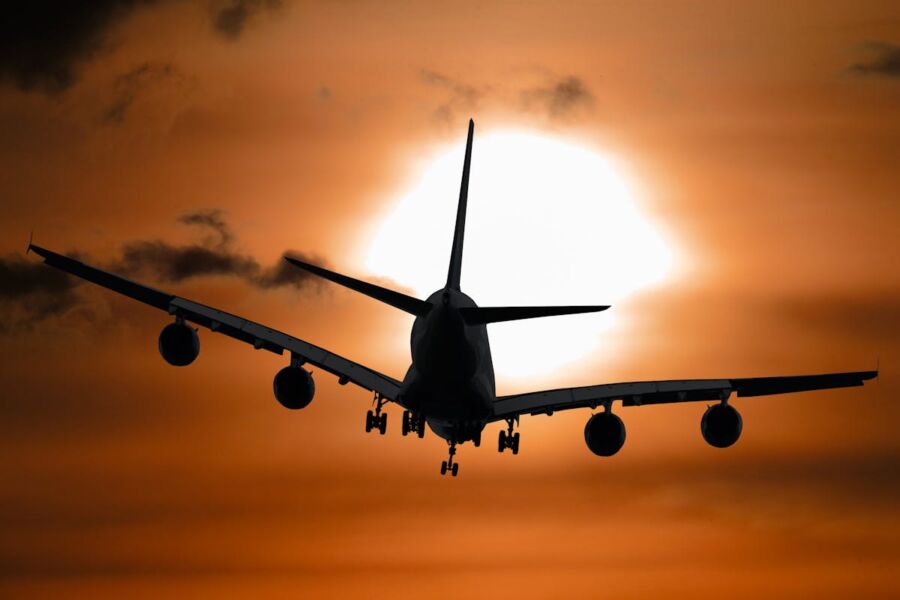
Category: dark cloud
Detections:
[
  {"x1": 0, "y1": 210, "x2": 319, "y2": 332},
  {"x1": 211, "y1": 0, "x2": 282, "y2": 40},
  {"x1": 112, "y1": 209, "x2": 319, "y2": 289},
  {"x1": 848, "y1": 42, "x2": 900, "y2": 78},
  {"x1": 0, "y1": 254, "x2": 83, "y2": 331},
  {"x1": 0, "y1": 1, "x2": 286, "y2": 95},
  {"x1": 101, "y1": 61, "x2": 186, "y2": 124},
  {"x1": 176, "y1": 208, "x2": 234, "y2": 246},
  {"x1": 520, "y1": 76, "x2": 594, "y2": 118},
  {"x1": 0, "y1": 1, "x2": 156, "y2": 94}
]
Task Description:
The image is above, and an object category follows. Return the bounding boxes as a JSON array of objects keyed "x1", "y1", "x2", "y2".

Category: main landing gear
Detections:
[
  {"x1": 401, "y1": 410, "x2": 426, "y2": 438},
  {"x1": 441, "y1": 442, "x2": 460, "y2": 477},
  {"x1": 498, "y1": 417, "x2": 520, "y2": 454},
  {"x1": 365, "y1": 393, "x2": 388, "y2": 435}
]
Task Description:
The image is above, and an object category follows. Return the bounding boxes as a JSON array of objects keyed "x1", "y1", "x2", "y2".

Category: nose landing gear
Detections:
[
  {"x1": 498, "y1": 417, "x2": 520, "y2": 454},
  {"x1": 440, "y1": 442, "x2": 460, "y2": 477},
  {"x1": 365, "y1": 393, "x2": 388, "y2": 435}
]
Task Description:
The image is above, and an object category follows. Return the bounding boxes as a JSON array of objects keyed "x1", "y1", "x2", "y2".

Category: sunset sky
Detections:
[{"x1": 1, "y1": 1, "x2": 898, "y2": 597}]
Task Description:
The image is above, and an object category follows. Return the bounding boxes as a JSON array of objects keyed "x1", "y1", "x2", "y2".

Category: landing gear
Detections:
[
  {"x1": 401, "y1": 410, "x2": 426, "y2": 438},
  {"x1": 440, "y1": 442, "x2": 460, "y2": 477},
  {"x1": 365, "y1": 393, "x2": 388, "y2": 435},
  {"x1": 498, "y1": 418, "x2": 520, "y2": 454}
]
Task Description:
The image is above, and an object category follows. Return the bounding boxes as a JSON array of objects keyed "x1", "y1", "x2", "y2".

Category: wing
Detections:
[
  {"x1": 491, "y1": 371, "x2": 877, "y2": 421},
  {"x1": 28, "y1": 244, "x2": 402, "y2": 401}
]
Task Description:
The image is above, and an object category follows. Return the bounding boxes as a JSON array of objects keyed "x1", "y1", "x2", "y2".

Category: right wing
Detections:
[
  {"x1": 491, "y1": 371, "x2": 878, "y2": 422},
  {"x1": 28, "y1": 244, "x2": 403, "y2": 401}
]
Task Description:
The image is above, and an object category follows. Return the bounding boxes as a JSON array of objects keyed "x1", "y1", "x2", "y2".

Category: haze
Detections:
[{"x1": 0, "y1": 1, "x2": 898, "y2": 597}]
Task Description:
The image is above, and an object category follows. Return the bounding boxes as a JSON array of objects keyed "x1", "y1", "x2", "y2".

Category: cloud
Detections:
[
  {"x1": 418, "y1": 69, "x2": 595, "y2": 123},
  {"x1": 520, "y1": 76, "x2": 595, "y2": 118},
  {"x1": 0, "y1": 210, "x2": 320, "y2": 332},
  {"x1": 419, "y1": 69, "x2": 486, "y2": 123},
  {"x1": 0, "y1": 1, "x2": 286, "y2": 95},
  {"x1": 112, "y1": 209, "x2": 319, "y2": 289},
  {"x1": 0, "y1": 1, "x2": 156, "y2": 94},
  {"x1": 101, "y1": 61, "x2": 187, "y2": 124},
  {"x1": 0, "y1": 254, "x2": 83, "y2": 331},
  {"x1": 848, "y1": 42, "x2": 900, "y2": 78},
  {"x1": 211, "y1": 0, "x2": 282, "y2": 40},
  {"x1": 770, "y1": 290, "x2": 900, "y2": 344}
]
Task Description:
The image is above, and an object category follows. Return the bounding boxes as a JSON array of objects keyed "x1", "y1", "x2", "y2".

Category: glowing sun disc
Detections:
[{"x1": 364, "y1": 130, "x2": 672, "y2": 381}]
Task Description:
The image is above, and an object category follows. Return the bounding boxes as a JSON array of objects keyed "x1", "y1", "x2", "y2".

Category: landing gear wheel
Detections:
[
  {"x1": 416, "y1": 414, "x2": 426, "y2": 438},
  {"x1": 499, "y1": 418, "x2": 520, "y2": 454},
  {"x1": 441, "y1": 442, "x2": 459, "y2": 477},
  {"x1": 402, "y1": 410, "x2": 410, "y2": 436},
  {"x1": 366, "y1": 393, "x2": 388, "y2": 436}
]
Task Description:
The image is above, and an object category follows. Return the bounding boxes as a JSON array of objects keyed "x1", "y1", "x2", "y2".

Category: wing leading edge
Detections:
[
  {"x1": 491, "y1": 371, "x2": 877, "y2": 422},
  {"x1": 28, "y1": 244, "x2": 402, "y2": 401}
]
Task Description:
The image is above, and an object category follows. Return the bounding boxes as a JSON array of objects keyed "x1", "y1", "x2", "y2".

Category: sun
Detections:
[{"x1": 363, "y1": 129, "x2": 673, "y2": 382}]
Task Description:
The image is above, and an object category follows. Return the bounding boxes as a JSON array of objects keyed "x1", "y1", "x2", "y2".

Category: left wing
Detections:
[
  {"x1": 28, "y1": 244, "x2": 402, "y2": 401},
  {"x1": 491, "y1": 371, "x2": 877, "y2": 421}
]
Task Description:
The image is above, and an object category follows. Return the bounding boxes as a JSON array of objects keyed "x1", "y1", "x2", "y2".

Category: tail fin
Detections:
[
  {"x1": 446, "y1": 118, "x2": 474, "y2": 291},
  {"x1": 284, "y1": 256, "x2": 432, "y2": 317},
  {"x1": 460, "y1": 305, "x2": 610, "y2": 325}
]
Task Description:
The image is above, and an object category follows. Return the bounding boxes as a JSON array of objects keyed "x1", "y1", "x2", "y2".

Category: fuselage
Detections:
[{"x1": 399, "y1": 288, "x2": 495, "y2": 443}]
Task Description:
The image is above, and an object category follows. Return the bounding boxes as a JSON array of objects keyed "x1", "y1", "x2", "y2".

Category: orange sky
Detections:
[{"x1": 1, "y1": 1, "x2": 898, "y2": 597}]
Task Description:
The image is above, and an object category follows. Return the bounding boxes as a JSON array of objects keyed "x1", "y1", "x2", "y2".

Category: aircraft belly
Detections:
[{"x1": 401, "y1": 370, "x2": 491, "y2": 420}]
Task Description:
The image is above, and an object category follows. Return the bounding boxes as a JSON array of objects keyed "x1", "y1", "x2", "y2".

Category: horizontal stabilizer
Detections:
[
  {"x1": 284, "y1": 255, "x2": 432, "y2": 317},
  {"x1": 460, "y1": 305, "x2": 610, "y2": 325}
]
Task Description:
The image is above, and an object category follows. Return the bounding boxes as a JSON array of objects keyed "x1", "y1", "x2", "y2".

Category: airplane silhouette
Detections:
[{"x1": 28, "y1": 119, "x2": 877, "y2": 476}]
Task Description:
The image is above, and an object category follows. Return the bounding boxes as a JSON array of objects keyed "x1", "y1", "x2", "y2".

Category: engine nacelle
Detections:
[
  {"x1": 158, "y1": 322, "x2": 200, "y2": 366},
  {"x1": 701, "y1": 403, "x2": 742, "y2": 448},
  {"x1": 584, "y1": 412, "x2": 626, "y2": 457},
  {"x1": 273, "y1": 366, "x2": 315, "y2": 410}
]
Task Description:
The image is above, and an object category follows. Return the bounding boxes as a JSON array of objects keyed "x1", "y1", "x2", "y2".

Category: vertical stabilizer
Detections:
[{"x1": 446, "y1": 118, "x2": 474, "y2": 291}]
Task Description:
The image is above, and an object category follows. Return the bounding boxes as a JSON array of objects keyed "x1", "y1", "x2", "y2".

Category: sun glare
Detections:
[{"x1": 364, "y1": 130, "x2": 673, "y2": 382}]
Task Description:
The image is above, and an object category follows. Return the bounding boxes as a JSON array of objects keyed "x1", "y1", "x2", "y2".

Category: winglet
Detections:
[{"x1": 26, "y1": 230, "x2": 33, "y2": 255}]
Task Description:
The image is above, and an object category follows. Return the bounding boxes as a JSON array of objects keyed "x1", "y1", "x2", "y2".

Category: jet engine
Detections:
[
  {"x1": 701, "y1": 403, "x2": 742, "y2": 448},
  {"x1": 158, "y1": 322, "x2": 200, "y2": 366},
  {"x1": 273, "y1": 366, "x2": 315, "y2": 410},
  {"x1": 584, "y1": 412, "x2": 626, "y2": 457}
]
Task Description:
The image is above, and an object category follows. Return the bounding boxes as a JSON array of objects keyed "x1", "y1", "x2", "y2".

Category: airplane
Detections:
[{"x1": 27, "y1": 119, "x2": 877, "y2": 477}]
